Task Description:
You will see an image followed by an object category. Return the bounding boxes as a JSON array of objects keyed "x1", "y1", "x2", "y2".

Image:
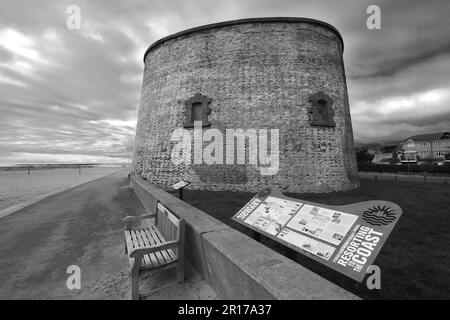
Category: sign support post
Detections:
[{"x1": 171, "y1": 180, "x2": 191, "y2": 200}]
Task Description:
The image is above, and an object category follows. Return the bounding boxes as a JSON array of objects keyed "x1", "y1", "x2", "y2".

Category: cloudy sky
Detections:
[{"x1": 0, "y1": 0, "x2": 449, "y2": 164}]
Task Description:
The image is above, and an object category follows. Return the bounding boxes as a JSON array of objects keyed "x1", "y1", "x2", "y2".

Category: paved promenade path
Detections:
[
  {"x1": 0, "y1": 169, "x2": 216, "y2": 300},
  {"x1": 0, "y1": 169, "x2": 140, "y2": 299}
]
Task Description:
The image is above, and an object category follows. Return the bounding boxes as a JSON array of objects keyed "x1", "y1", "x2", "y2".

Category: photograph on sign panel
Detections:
[
  {"x1": 278, "y1": 228, "x2": 337, "y2": 260},
  {"x1": 242, "y1": 196, "x2": 303, "y2": 235},
  {"x1": 286, "y1": 205, "x2": 359, "y2": 245}
]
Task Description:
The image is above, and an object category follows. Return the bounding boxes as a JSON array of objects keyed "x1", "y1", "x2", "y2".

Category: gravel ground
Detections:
[{"x1": 0, "y1": 167, "x2": 122, "y2": 211}]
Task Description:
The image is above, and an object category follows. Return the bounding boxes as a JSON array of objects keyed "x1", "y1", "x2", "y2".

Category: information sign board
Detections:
[
  {"x1": 232, "y1": 189, "x2": 402, "y2": 282},
  {"x1": 172, "y1": 180, "x2": 190, "y2": 190}
]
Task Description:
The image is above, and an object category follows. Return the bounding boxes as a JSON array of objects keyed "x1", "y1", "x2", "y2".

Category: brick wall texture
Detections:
[{"x1": 134, "y1": 19, "x2": 360, "y2": 193}]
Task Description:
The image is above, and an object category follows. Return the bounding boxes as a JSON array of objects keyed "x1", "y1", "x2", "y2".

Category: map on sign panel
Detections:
[{"x1": 239, "y1": 196, "x2": 302, "y2": 236}]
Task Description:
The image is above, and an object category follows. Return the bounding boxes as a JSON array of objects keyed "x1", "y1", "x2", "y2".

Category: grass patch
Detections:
[{"x1": 183, "y1": 178, "x2": 450, "y2": 299}]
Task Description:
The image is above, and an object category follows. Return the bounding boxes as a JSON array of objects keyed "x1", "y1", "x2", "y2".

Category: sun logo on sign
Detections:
[{"x1": 362, "y1": 205, "x2": 397, "y2": 226}]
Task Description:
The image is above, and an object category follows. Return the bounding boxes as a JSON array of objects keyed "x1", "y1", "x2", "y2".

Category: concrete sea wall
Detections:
[{"x1": 130, "y1": 174, "x2": 358, "y2": 299}]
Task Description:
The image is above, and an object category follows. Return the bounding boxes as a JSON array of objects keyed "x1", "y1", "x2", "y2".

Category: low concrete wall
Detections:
[
  {"x1": 130, "y1": 175, "x2": 359, "y2": 300},
  {"x1": 131, "y1": 175, "x2": 229, "y2": 282}
]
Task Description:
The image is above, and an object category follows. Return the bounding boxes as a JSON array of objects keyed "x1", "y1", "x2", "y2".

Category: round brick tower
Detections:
[{"x1": 134, "y1": 17, "x2": 359, "y2": 193}]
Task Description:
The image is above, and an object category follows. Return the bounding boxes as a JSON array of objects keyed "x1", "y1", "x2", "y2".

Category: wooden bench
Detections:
[{"x1": 123, "y1": 201, "x2": 185, "y2": 300}]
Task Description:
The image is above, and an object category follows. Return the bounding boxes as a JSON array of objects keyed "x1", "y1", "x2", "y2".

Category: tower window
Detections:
[
  {"x1": 192, "y1": 102, "x2": 203, "y2": 122},
  {"x1": 183, "y1": 93, "x2": 212, "y2": 128},
  {"x1": 308, "y1": 91, "x2": 335, "y2": 127},
  {"x1": 317, "y1": 99, "x2": 328, "y2": 122}
]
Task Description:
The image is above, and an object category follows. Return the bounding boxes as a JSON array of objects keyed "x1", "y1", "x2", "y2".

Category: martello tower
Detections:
[{"x1": 134, "y1": 17, "x2": 359, "y2": 193}]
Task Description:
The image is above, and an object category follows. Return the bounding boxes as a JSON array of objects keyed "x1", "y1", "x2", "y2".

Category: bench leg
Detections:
[
  {"x1": 177, "y1": 261, "x2": 184, "y2": 282},
  {"x1": 131, "y1": 269, "x2": 140, "y2": 300},
  {"x1": 130, "y1": 258, "x2": 140, "y2": 300}
]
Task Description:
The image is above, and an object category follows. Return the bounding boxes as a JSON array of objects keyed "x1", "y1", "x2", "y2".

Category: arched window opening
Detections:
[
  {"x1": 308, "y1": 91, "x2": 335, "y2": 127},
  {"x1": 183, "y1": 93, "x2": 212, "y2": 128}
]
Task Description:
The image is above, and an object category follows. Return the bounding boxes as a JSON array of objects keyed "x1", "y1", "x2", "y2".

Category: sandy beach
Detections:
[{"x1": 0, "y1": 167, "x2": 122, "y2": 211}]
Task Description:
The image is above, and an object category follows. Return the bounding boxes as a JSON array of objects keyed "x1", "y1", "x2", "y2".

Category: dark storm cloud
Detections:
[
  {"x1": 350, "y1": 43, "x2": 450, "y2": 79},
  {"x1": 0, "y1": 0, "x2": 449, "y2": 164}
]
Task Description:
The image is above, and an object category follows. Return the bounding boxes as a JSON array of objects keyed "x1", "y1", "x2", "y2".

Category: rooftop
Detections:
[
  {"x1": 379, "y1": 145, "x2": 399, "y2": 153},
  {"x1": 405, "y1": 132, "x2": 450, "y2": 142},
  {"x1": 143, "y1": 17, "x2": 344, "y2": 62}
]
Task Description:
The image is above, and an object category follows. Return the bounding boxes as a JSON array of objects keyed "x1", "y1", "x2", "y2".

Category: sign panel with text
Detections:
[
  {"x1": 232, "y1": 190, "x2": 402, "y2": 282},
  {"x1": 172, "y1": 180, "x2": 190, "y2": 190}
]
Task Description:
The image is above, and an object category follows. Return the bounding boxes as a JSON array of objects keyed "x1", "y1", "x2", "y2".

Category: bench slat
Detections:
[
  {"x1": 163, "y1": 218, "x2": 169, "y2": 241},
  {"x1": 124, "y1": 230, "x2": 135, "y2": 251},
  {"x1": 151, "y1": 225, "x2": 177, "y2": 262},
  {"x1": 167, "y1": 211, "x2": 180, "y2": 228},
  {"x1": 154, "y1": 224, "x2": 178, "y2": 260},
  {"x1": 169, "y1": 223, "x2": 177, "y2": 240},
  {"x1": 154, "y1": 225, "x2": 176, "y2": 264},
  {"x1": 126, "y1": 230, "x2": 138, "y2": 252},
  {"x1": 130, "y1": 229, "x2": 137, "y2": 246},
  {"x1": 137, "y1": 229, "x2": 161, "y2": 268},
  {"x1": 171, "y1": 221, "x2": 177, "y2": 240},
  {"x1": 128, "y1": 229, "x2": 145, "y2": 266},
  {"x1": 157, "y1": 203, "x2": 180, "y2": 239},
  {"x1": 133, "y1": 229, "x2": 155, "y2": 268},
  {"x1": 147, "y1": 225, "x2": 174, "y2": 264},
  {"x1": 167, "y1": 248, "x2": 177, "y2": 262},
  {"x1": 130, "y1": 230, "x2": 141, "y2": 251},
  {"x1": 161, "y1": 210, "x2": 167, "y2": 239},
  {"x1": 141, "y1": 228, "x2": 167, "y2": 266}
]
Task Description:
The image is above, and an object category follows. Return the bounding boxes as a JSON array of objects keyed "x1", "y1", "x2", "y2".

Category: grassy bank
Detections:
[{"x1": 183, "y1": 178, "x2": 450, "y2": 299}]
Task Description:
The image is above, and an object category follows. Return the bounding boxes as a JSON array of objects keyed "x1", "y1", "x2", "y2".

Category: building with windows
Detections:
[
  {"x1": 372, "y1": 145, "x2": 399, "y2": 164},
  {"x1": 133, "y1": 17, "x2": 359, "y2": 193},
  {"x1": 398, "y1": 132, "x2": 450, "y2": 163}
]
